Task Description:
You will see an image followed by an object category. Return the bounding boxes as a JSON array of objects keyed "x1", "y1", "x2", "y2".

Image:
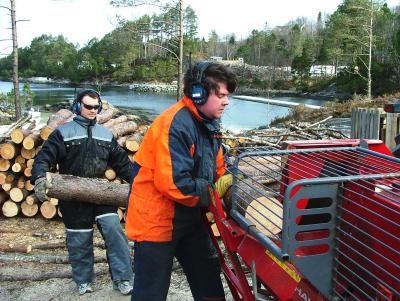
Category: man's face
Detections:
[
  {"x1": 197, "y1": 82, "x2": 229, "y2": 120},
  {"x1": 80, "y1": 95, "x2": 100, "y2": 120}
]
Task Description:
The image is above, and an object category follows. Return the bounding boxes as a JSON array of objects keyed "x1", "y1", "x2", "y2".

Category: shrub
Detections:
[{"x1": 273, "y1": 79, "x2": 292, "y2": 90}]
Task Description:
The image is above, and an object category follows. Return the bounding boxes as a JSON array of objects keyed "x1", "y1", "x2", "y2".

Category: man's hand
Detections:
[
  {"x1": 214, "y1": 174, "x2": 233, "y2": 198},
  {"x1": 34, "y1": 177, "x2": 52, "y2": 202}
]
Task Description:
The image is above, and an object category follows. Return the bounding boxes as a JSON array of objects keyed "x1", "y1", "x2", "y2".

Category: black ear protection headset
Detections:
[
  {"x1": 191, "y1": 61, "x2": 211, "y2": 105},
  {"x1": 72, "y1": 89, "x2": 102, "y2": 114}
]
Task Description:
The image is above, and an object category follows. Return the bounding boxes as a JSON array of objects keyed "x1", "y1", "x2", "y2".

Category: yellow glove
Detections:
[
  {"x1": 208, "y1": 185, "x2": 217, "y2": 207},
  {"x1": 214, "y1": 174, "x2": 233, "y2": 198}
]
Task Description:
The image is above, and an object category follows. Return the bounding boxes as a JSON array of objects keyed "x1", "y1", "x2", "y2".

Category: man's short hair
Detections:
[
  {"x1": 76, "y1": 89, "x2": 100, "y2": 103},
  {"x1": 183, "y1": 62, "x2": 237, "y2": 98}
]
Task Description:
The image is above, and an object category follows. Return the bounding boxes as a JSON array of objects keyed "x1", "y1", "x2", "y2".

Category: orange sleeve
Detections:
[{"x1": 215, "y1": 147, "x2": 226, "y2": 180}]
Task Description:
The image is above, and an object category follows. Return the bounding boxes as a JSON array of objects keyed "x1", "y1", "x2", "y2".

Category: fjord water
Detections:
[{"x1": 0, "y1": 81, "x2": 328, "y2": 132}]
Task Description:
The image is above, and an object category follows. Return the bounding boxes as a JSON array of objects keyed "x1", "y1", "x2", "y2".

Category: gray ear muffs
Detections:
[
  {"x1": 191, "y1": 62, "x2": 210, "y2": 105},
  {"x1": 72, "y1": 89, "x2": 102, "y2": 114}
]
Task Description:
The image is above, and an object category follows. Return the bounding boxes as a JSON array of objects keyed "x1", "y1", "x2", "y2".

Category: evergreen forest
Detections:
[{"x1": 1, "y1": 0, "x2": 400, "y2": 97}]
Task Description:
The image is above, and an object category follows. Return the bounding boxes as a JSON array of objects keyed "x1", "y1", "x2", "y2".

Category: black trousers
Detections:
[
  {"x1": 131, "y1": 225, "x2": 225, "y2": 301},
  {"x1": 59, "y1": 200, "x2": 116, "y2": 229}
]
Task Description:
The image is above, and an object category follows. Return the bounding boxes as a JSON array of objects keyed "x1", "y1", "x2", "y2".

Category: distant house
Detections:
[
  {"x1": 208, "y1": 57, "x2": 244, "y2": 65},
  {"x1": 310, "y1": 65, "x2": 336, "y2": 77},
  {"x1": 309, "y1": 65, "x2": 348, "y2": 77},
  {"x1": 27, "y1": 77, "x2": 53, "y2": 83},
  {"x1": 209, "y1": 56, "x2": 223, "y2": 61}
]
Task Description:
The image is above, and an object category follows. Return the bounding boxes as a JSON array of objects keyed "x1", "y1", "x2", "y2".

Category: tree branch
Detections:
[
  {"x1": 145, "y1": 41, "x2": 179, "y2": 60},
  {"x1": 111, "y1": 0, "x2": 179, "y2": 11},
  {"x1": 0, "y1": 5, "x2": 11, "y2": 11}
]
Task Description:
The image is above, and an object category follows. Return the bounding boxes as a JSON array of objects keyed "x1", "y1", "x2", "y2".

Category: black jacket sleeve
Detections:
[
  {"x1": 31, "y1": 129, "x2": 66, "y2": 183},
  {"x1": 108, "y1": 138, "x2": 133, "y2": 183}
]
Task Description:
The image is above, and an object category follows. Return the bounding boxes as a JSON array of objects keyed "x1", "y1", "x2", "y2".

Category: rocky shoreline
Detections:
[
  {"x1": 115, "y1": 83, "x2": 350, "y2": 101},
  {"x1": 14, "y1": 77, "x2": 350, "y2": 101},
  {"x1": 128, "y1": 83, "x2": 176, "y2": 94}
]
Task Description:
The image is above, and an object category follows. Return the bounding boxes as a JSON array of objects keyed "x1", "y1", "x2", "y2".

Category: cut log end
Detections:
[
  {"x1": 22, "y1": 134, "x2": 40, "y2": 150},
  {"x1": 10, "y1": 128, "x2": 25, "y2": 144},
  {"x1": 40, "y1": 201, "x2": 57, "y2": 219},
  {"x1": 1, "y1": 143, "x2": 17, "y2": 160},
  {"x1": 25, "y1": 194, "x2": 39, "y2": 205},
  {"x1": 21, "y1": 148, "x2": 36, "y2": 160},
  {"x1": 40, "y1": 126, "x2": 54, "y2": 141},
  {"x1": 245, "y1": 196, "x2": 283, "y2": 238},
  {"x1": 21, "y1": 201, "x2": 39, "y2": 217},
  {"x1": 2, "y1": 200, "x2": 19, "y2": 217},
  {"x1": 10, "y1": 187, "x2": 28, "y2": 203},
  {"x1": 104, "y1": 168, "x2": 117, "y2": 181},
  {"x1": 0, "y1": 159, "x2": 10, "y2": 171}
]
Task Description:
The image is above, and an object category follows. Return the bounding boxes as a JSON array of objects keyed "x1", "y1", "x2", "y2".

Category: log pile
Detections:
[
  {"x1": 222, "y1": 116, "x2": 349, "y2": 149},
  {"x1": 0, "y1": 101, "x2": 147, "y2": 221},
  {"x1": 0, "y1": 218, "x2": 115, "y2": 282},
  {"x1": 0, "y1": 102, "x2": 349, "y2": 227}
]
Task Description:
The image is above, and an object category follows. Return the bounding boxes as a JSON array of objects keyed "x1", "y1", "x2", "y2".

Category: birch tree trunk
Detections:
[{"x1": 11, "y1": 0, "x2": 21, "y2": 120}]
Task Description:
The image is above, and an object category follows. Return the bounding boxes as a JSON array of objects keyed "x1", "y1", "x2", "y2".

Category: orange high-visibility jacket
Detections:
[{"x1": 125, "y1": 97, "x2": 226, "y2": 242}]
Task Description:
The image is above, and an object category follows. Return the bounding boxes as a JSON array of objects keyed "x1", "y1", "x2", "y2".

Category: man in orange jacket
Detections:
[{"x1": 125, "y1": 61, "x2": 237, "y2": 301}]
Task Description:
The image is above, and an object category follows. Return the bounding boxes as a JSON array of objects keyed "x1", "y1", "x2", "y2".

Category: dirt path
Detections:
[
  {"x1": 0, "y1": 267, "x2": 218, "y2": 301},
  {"x1": 0, "y1": 217, "x2": 233, "y2": 301}
]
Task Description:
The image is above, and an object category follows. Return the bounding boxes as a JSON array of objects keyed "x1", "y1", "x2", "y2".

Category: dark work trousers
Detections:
[
  {"x1": 131, "y1": 225, "x2": 225, "y2": 301},
  {"x1": 60, "y1": 201, "x2": 133, "y2": 285}
]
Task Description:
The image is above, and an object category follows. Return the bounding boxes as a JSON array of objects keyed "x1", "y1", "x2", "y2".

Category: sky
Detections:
[{"x1": 0, "y1": 0, "x2": 399, "y2": 57}]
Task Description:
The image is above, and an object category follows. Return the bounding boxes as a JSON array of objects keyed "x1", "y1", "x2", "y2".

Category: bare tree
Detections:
[
  {"x1": 1, "y1": 0, "x2": 23, "y2": 119},
  {"x1": 10, "y1": 0, "x2": 21, "y2": 119}
]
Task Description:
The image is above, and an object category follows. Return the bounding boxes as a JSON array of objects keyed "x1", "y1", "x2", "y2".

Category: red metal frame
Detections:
[
  {"x1": 283, "y1": 139, "x2": 392, "y2": 156},
  {"x1": 206, "y1": 189, "x2": 328, "y2": 301},
  {"x1": 206, "y1": 139, "x2": 398, "y2": 301},
  {"x1": 284, "y1": 139, "x2": 399, "y2": 300}
]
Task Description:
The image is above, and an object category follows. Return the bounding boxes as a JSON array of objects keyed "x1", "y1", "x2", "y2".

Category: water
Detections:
[{"x1": 0, "y1": 81, "x2": 329, "y2": 132}]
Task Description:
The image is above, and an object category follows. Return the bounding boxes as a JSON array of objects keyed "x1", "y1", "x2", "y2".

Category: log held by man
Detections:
[{"x1": 44, "y1": 172, "x2": 129, "y2": 207}]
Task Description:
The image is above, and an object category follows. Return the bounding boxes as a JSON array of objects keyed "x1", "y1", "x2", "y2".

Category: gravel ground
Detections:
[{"x1": 0, "y1": 217, "x2": 233, "y2": 301}]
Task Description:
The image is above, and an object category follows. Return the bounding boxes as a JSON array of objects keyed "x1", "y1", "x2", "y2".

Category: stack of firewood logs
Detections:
[
  {"x1": 0, "y1": 100, "x2": 342, "y2": 236},
  {"x1": 0, "y1": 101, "x2": 147, "y2": 220},
  {"x1": 221, "y1": 116, "x2": 349, "y2": 149}
]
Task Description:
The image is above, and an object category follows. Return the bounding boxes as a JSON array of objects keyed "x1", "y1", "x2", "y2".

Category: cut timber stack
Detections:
[
  {"x1": 0, "y1": 101, "x2": 148, "y2": 222},
  {"x1": 1, "y1": 122, "x2": 50, "y2": 219}
]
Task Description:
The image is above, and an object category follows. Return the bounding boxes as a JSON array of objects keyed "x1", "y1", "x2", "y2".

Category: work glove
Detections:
[
  {"x1": 34, "y1": 177, "x2": 52, "y2": 202},
  {"x1": 215, "y1": 174, "x2": 233, "y2": 199}
]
